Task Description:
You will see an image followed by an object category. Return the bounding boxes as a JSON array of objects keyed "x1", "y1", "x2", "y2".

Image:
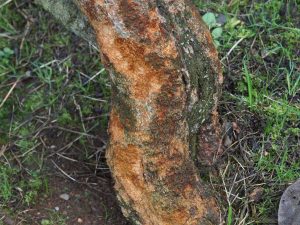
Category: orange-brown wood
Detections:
[{"x1": 78, "y1": 1, "x2": 222, "y2": 224}]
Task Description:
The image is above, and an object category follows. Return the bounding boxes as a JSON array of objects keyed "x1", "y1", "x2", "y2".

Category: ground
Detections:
[
  {"x1": 9, "y1": 157, "x2": 129, "y2": 225},
  {"x1": 0, "y1": 0, "x2": 299, "y2": 225}
]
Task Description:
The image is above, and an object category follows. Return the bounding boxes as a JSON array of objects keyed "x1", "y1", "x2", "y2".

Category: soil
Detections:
[
  {"x1": 28, "y1": 160, "x2": 129, "y2": 225},
  {"x1": 2, "y1": 154, "x2": 129, "y2": 225},
  {"x1": 22, "y1": 176, "x2": 126, "y2": 225},
  {"x1": 1, "y1": 124, "x2": 129, "y2": 225}
]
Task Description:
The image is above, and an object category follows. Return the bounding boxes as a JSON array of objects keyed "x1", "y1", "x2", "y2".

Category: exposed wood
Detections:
[{"x1": 42, "y1": 0, "x2": 224, "y2": 224}]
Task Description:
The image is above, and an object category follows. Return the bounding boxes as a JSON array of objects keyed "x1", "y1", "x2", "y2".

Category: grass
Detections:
[
  {"x1": 40, "y1": 211, "x2": 66, "y2": 225},
  {"x1": 0, "y1": 0, "x2": 299, "y2": 224},
  {"x1": 197, "y1": 0, "x2": 300, "y2": 224},
  {"x1": 0, "y1": 1, "x2": 111, "y2": 224},
  {"x1": 242, "y1": 59, "x2": 254, "y2": 108}
]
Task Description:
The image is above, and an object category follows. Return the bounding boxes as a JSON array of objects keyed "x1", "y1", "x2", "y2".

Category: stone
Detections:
[
  {"x1": 59, "y1": 193, "x2": 70, "y2": 201},
  {"x1": 278, "y1": 179, "x2": 300, "y2": 225}
]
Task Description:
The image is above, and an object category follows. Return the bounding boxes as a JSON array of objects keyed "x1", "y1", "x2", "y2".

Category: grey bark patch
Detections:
[
  {"x1": 35, "y1": 0, "x2": 97, "y2": 48},
  {"x1": 278, "y1": 179, "x2": 300, "y2": 225}
]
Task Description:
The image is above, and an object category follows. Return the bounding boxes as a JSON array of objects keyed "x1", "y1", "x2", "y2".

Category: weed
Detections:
[
  {"x1": 202, "y1": 12, "x2": 224, "y2": 47},
  {"x1": 0, "y1": 165, "x2": 44, "y2": 206},
  {"x1": 40, "y1": 211, "x2": 66, "y2": 225},
  {"x1": 242, "y1": 60, "x2": 255, "y2": 108},
  {"x1": 0, "y1": 166, "x2": 14, "y2": 202}
]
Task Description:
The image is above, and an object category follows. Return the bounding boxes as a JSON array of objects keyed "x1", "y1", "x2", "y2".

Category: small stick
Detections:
[
  {"x1": 221, "y1": 37, "x2": 245, "y2": 61},
  {"x1": 0, "y1": 145, "x2": 7, "y2": 158},
  {"x1": 0, "y1": 0, "x2": 13, "y2": 9},
  {"x1": 51, "y1": 160, "x2": 77, "y2": 182},
  {"x1": 0, "y1": 79, "x2": 19, "y2": 109}
]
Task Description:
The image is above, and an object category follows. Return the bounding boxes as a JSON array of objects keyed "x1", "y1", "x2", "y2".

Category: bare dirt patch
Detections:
[{"x1": 2, "y1": 154, "x2": 129, "y2": 225}]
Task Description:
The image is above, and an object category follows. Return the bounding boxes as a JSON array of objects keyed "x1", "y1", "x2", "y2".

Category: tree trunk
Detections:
[{"x1": 38, "y1": 0, "x2": 223, "y2": 224}]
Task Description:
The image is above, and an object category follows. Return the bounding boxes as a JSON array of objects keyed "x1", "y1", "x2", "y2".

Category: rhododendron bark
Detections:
[{"x1": 40, "y1": 0, "x2": 223, "y2": 224}]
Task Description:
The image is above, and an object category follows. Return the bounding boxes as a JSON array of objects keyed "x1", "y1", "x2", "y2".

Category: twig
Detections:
[
  {"x1": 221, "y1": 37, "x2": 245, "y2": 61},
  {"x1": 51, "y1": 159, "x2": 77, "y2": 182},
  {"x1": 78, "y1": 95, "x2": 107, "y2": 102},
  {"x1": 0, "y1": 0, "x2": 13, "y2": 9},
  {"x1": 85, "y1": 68, "x2": 106, "y2": 84},
  {"x1": 0, "y1": 79, "x2": 19, "y2": 109},
  {"x1": 73, "y1": 96, "x2": 87, "y2": 133},
  {"x1": 56, "y1": 153, "x2": 78, "y2": 162},
  {"x1": 0, "y1": 145, "x2": 7, "y2": 157}
]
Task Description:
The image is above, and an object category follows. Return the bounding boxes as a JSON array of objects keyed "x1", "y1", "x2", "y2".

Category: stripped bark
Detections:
[{"x1": 41, "y1": 0, "x2": 223, "y2": 224}]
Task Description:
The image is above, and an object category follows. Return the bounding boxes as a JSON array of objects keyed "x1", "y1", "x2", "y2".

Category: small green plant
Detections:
[
  {"x1": 0, "y1": 47, "x2": 14, "y2": 58},
  {"x1": 40, "y1": 211, "x2": 67, "y2": 225},
  {"x1": 242, "y1": 61, "x2": 256, "y2": 108},
  {"x1": 0, "y1": 165, "x2": 44, "y2": 205},
  {"x1": 202, "y1": 12, "x2": 223, "y2": 47},
  {"x1": 285, "y1": 63, "x2": 300, "y2": 97},
  {"x1": 58, "y1": 109, "x2": 73, "y2": 126},
  {"x1": 0, "y1": 166, "x2": 14, "y2": 202},
  {"x1": 23, "y1": 173, "x2": 43, "y2": 205},
  {"x1": 0, "y1": 47, "x2": 14, "y2": 72}
]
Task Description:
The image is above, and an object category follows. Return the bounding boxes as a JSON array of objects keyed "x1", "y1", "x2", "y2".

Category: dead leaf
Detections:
[{"x1": 249, "y1": 187, "x2": 264, "y2": 202}]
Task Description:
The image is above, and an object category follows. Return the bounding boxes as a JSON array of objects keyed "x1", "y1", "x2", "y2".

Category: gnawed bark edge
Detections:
[
  {"x1": 36, "y1": 0, "x2": 223, "y2": 167},
  {"x1": 37, "y1": 0, "x2": 224, "y2": 224},
  {"x1": 76, "y1": 1, "x2": 223, "y2": 224}
]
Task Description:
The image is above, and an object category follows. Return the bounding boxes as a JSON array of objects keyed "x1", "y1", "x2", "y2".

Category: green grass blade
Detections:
[{"x1": 227, "y1": 205, "x2": 233, "y2": 225}]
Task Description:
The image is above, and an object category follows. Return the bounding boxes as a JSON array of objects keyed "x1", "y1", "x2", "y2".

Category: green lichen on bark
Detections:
[
  {"x1": 155, "y1": 1, "x2": 220, "y2": 162},
  {"x1": 117, "y1": 195, "x2": 142, "y2": 225},
  {"x1": 175, "y1": 15, "x2": 217, "y2": 132},
  {"x1": 110, "y1": 73, "x2": 137, "y2": 132}
]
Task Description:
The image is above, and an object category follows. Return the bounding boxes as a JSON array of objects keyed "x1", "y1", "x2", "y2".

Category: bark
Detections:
[
  {"x1": 39, "y1": 0, "x2": 223, "y2": 224},
  {"x1": 35, "y1": 0, "x2": 97, "y2": 47}
]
